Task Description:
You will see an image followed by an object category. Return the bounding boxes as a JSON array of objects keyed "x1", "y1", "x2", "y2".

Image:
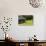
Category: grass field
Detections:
[{"x1": 19, "y1": 20, "x2": 33, "y2": 26}]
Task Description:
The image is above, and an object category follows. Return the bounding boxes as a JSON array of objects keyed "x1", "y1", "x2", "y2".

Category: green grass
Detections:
[{"x1": 19, "y1": 20, "x2": 33, "y2": 26}]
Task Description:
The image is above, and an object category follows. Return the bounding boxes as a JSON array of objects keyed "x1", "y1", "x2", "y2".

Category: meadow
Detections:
[{"x1": 19, "y1": 20, "x2": 33, "y2": 26}]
